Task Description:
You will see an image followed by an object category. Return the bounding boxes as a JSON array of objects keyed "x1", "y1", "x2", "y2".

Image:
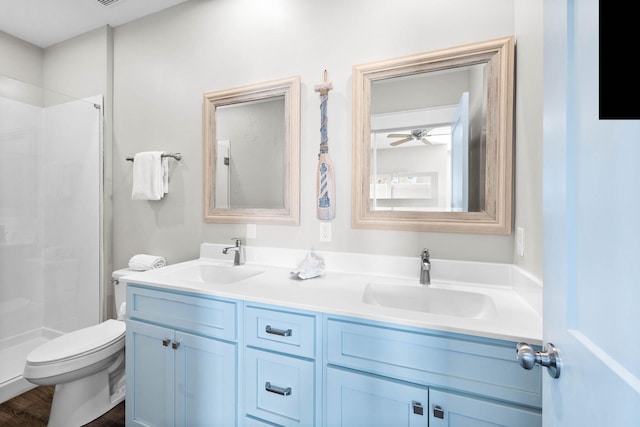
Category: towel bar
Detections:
[{"x1": 126, "y1": 153, "x2": 182, "y2": 162}]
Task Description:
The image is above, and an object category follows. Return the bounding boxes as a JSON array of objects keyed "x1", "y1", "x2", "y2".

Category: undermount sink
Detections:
[
  {"x1": 362, "y1": 282, "x2": 497, "y2": 319},
  {"x1": 167, "y1": 263, "x2": 264, "y2": 284}
]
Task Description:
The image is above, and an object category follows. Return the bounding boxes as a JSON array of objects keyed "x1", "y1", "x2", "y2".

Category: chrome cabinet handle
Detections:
[
  {"x1": 172, "y1": 341, "x2": 180, "y2": 350},
  {"x1": 265, "y1": 382, "x2": 291, "y2": 396},
  {"x1": 516, "y1": 342, "x2": 561, "y2": 378},
  {"x1": 162, "y1": 339, "x2": 170, "y2": 347},
  {"x1": 265, "y1": 325, "x2": 292, "y2": 337}
]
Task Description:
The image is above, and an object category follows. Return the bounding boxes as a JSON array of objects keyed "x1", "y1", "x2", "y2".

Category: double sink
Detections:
[{"x1": 165, "y1": 262, "x2": 497, "y2": 320}]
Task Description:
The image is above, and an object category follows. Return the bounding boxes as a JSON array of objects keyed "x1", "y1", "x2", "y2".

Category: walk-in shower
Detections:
[{"x1": 0, "y1": 75, "x2": 102, "y2": 402}]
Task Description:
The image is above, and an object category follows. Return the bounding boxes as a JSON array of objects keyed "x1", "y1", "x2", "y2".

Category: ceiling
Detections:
[{"x1": 0, "y1": 0, "x2": 190, "y2": 48}]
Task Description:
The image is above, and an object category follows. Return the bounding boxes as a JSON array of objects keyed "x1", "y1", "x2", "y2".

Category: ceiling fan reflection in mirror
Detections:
[{"x1": 387, "y1": 127, "x2": 451, "y2": 146}]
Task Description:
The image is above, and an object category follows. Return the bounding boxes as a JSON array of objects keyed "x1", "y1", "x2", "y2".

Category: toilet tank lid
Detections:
[{"x1": 112, "y1": 268, "x2": 132, "y2": 280}]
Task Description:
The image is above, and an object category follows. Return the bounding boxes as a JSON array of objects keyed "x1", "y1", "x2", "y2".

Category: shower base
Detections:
[{"x1": 0, "y1": 328, "x2": 60, "y2": 403}]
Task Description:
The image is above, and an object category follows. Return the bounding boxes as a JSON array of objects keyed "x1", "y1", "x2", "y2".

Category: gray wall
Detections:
[
  {"x1": 1, "y1": 0, "x2": 543, "y2": 282},
  {"x1": 111, "y1": 0, "x2": 543, "y2": 280},
  {"x1": 513, "y1": 0, "x2": 543, "y2": 278},
  {"x1": 0, "y1": 31, "x2": 42, "y2": 85}
]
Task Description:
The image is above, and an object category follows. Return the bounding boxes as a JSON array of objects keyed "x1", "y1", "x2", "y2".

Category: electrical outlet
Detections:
[
  {"x1": 516, "y1": 227, "x2": 525, "y2": 257},
  {"x1": 319, "y1": 222, "x2": 331, "y2": 242}
]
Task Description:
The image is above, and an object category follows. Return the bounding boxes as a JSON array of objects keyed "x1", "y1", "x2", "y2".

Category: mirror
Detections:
[
  {"x1": 352, "y1": 36, "x2": 515, "y2": 234},
  {"x1": 203, "y1": 76, "x2": 300, "y2": 225}
]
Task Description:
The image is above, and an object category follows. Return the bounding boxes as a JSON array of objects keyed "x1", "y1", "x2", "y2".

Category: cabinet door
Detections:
[
  {"x1": 326, "y1": 367, "x2": 428, "y2": 427},
  {"x1": 429, "y1": 389, "x2": 541, "y2": 427},
  {"x1": 126, "y1": 319, "x2": 175, "y2": 427},
  {"x1": 174, "y1": 330, "x2": 238, "y2": 427}
]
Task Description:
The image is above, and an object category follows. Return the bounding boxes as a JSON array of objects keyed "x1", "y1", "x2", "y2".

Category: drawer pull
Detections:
[
  {"x1": 265, "y1": 325, "x2": 292, "y2": 337},
  {"x1": 412, "y1": 401, "x2": 424, "y2": 416},
  {"x1": 162, "y1": 339, "x2": 170, "y2": 347},
  {"x1": 172, "y1": 341, "x2": 180, "y2": 350},
  {"x1": 265, "y1": 382, "x2": 292, "y2": 396},
  {"x1": 433, "y1": 405, "x2": 445, "y2": 419}
]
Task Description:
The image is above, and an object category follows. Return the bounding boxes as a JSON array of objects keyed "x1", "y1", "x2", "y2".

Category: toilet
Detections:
[{"x1": 23, "y1": 268, "x2": 130, "y2": 427}]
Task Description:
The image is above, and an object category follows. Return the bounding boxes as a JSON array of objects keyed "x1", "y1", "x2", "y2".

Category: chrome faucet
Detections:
[
  {"x1": 222, "y1": 238, "x2": 245, "y2": 266},
  {"x1": 420, "y1": 249, "x2": 431, "y2": 285}
]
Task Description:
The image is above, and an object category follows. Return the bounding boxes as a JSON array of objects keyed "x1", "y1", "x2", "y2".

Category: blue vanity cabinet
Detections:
[
  {"x1": 243, "y1": 303, "x2": 322, "y2": 427},
  {"x1": 126, "y1": 285, "x2": 239, "y2": 427},
  {"x1": 326, "y1": 366, "x2": 429, "y2": 427},
  {"x1": 325, "y1": 316, "x2": 542, "y2": 427},
  {"x1": 125, "y1": 281, "x2": 541, "y2": 427}
]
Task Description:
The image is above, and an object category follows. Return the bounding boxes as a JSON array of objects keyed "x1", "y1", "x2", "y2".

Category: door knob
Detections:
[{"x1": 516, "y1": 342, "x2": 561, "y2": 378}]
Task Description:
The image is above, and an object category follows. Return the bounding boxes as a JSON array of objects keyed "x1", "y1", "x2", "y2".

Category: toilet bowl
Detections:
[{"x1": 23, "y1": 268, "x2": 130, "y2": 427}]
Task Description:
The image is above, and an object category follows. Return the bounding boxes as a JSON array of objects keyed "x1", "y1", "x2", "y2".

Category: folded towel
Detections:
[
  {"x1": 117, "y1": 302, "x2": 126, "y2": 321},
  {"x1": 128, "y1": 254, "x2": 167, "y2": 271},
  {"x1": 131, "y1": 151, "x2": 169, "y2": 200}
]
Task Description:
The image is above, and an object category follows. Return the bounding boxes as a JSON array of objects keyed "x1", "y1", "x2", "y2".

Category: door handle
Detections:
[{"x1": 516, "y1": 342, "x2": 561, "y2": 378}]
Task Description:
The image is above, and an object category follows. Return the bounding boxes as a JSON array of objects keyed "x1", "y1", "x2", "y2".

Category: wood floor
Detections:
[{"x1": 0, "y1": 386, "x2": 125, "y2": 426}]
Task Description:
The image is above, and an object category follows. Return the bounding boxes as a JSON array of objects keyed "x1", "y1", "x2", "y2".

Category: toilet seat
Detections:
[
  {"x1": 24, "y1": 319, "x2": 125, "y2": 384},
  {"x1": 27, "y1": 319, "x2": 125, "y2": 365}
]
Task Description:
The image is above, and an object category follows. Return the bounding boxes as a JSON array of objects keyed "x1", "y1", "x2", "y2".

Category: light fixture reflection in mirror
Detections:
[
  {"x1": 203, "y1": 76, "x2": 300, "y2": 225},
  {"x1": 352, "y1": 36, "x2": 515, "y2": 234}
]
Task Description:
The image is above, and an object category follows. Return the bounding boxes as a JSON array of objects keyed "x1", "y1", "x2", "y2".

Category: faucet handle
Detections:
[
  {"x1": 422, "y1": 249, "x2": 430, "y2": 260},
  {"x1": 231, "y1": 237, "x2": 242, "y2": 247}
]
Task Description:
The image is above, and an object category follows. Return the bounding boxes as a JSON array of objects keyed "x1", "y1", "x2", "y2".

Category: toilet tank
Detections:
[{"x1": 112, "y1": 268, "x2": 131, "y2": 320}]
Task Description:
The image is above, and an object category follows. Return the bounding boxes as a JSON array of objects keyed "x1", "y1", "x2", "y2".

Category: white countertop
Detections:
[{"x1": 122, "y1": 244, "x2": 543, "y2": 345}]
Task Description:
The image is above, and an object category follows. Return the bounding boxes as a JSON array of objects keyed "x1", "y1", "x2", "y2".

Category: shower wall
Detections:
[{"x1": 0, "y1": 75, "x2": 102, "y2": 402}]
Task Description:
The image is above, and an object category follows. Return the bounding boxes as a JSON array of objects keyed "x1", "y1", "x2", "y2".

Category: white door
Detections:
[
  {"x1": 542, "y1": 0, "x2": 640, "y2": 425},
  {"x1": 215, "y1": 139, "x2": 230, "y2": 208},
  {"x1": 450, "y1": 92, "x2": 469, "y2": 212}
]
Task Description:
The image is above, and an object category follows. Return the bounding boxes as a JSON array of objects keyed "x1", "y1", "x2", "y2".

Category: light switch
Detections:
[{"x1": 516, "y1": 227, "x2": 524, "y2": 257}]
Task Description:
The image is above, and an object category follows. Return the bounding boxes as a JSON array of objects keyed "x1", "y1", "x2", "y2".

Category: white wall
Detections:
[{"x1": 111, "y1": 0, "x2": 542, "y2": 279}]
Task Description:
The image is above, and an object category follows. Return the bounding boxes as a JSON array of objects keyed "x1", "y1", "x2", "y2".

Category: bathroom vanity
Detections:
[{"x1": 123, "y1": 244, "x2": 542, "y2": 427}]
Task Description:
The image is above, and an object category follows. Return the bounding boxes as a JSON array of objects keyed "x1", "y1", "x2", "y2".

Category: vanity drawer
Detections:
[
  {"x1": 326, "y1": 317, "x2": 542, "y2": 408},
  {"x1": 244, "y1": 304, "x2": 317, "y2": 358},
  {"x1": 126, "y1": 284, "x2": 237, "y2": 341},
  {"x1": 244, "y1": 347, "x2": 316, "y2": 427}
]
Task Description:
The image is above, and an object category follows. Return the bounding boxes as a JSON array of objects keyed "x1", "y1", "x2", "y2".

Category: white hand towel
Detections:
[
  {"x1": 117, "y1": 302, "x2": 127, "y2": 320},
  {"x1": 131, "y1": 151, "x2": 168, "y2": 200},
  {"x1": 128, "y1": 254, "x2": 167, "y2": 271}
]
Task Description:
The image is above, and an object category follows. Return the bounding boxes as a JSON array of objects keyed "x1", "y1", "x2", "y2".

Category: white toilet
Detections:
[{"x1": 23, "y1": 268, "x2": 130, "y2": 427}]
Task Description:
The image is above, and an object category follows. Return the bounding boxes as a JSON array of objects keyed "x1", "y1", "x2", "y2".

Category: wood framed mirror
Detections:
[
  {"x1": 352, "y1": 36, "x2": 515, "y2": 234},
  {"x1": 203, "y1": 76, "x2": 300, "y2": 225}
]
